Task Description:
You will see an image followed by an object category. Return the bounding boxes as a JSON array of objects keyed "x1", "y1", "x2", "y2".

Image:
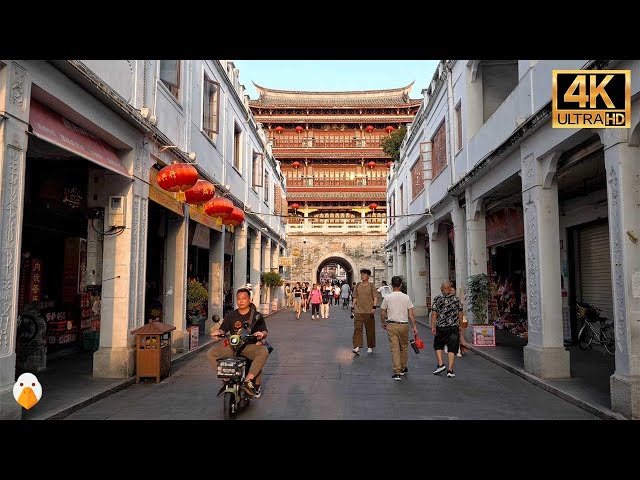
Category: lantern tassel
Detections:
[{"x1": 175, "y1": 191, "x2": 186, "y2": 202}]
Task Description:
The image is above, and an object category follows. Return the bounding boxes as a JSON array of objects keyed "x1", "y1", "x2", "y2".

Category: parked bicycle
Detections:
[{"x1": 577, "y1": 302, "x2": 615, "y2": 356}]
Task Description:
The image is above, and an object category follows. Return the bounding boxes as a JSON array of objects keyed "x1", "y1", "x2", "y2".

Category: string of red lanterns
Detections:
[
  {"x1": 367, "y1": 161, "x2": 377, "y2": 169},
  {"x1": 156, "y1": 162, "x2": 199, "y2": 201},
  {"x1": 290, "y1": 203, "x2": 300, "y2": 210},
  {"x1": 292, "y1": 161, "x2": 301, "y2": 169},
  {"x1": 365, "y1": 125, "x2": 374, "y2": 132},
  {"x1": 295, "y1": 126, "x2": 304, "y2": 133},
  {"x1": 385, "y1": 125, "x2": 394, "y2": 133},
  {"x1": 204, "y1": 196, "x2": 234, "y2": 221},
  {"x1": 184, "y1": 179, "x2": 215, "y2": 205},
  {"x1": 368, "y1": 203, "x2": 378, "y2": 210},
  {"x1": 222, "y1": 207, "x2": 245, "y2": 232}
]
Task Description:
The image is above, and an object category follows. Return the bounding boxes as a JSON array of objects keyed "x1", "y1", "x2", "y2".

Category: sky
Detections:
[{"x1": 232, "y1": 60, "x2": 440, "y2": 100}]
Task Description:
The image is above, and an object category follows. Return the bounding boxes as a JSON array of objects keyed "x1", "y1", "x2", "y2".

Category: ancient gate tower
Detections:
[{"x1": 249, "y1": 84, "x2": 420, "y2": 286}]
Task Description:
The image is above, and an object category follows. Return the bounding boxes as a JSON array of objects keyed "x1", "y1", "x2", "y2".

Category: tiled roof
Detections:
[
  {"x1": 254, "y1": 115, "x2": 415, "y2": 124},
  {"x1": 273, "y1": 150, "x2": 391, "y2": 158},
  {"x1": 250, "y1": 83, "x2": 422, "y2": 108}
]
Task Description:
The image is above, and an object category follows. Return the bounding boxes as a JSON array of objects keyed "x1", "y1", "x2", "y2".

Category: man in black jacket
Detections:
[{"x1": 207, "y1": 287, "x2": 269, "y2": 397}]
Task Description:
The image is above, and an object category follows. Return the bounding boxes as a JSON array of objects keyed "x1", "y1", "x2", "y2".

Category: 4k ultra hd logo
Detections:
[{"x1": 552, "y1": 70, "x2": 630, "y2": 128}]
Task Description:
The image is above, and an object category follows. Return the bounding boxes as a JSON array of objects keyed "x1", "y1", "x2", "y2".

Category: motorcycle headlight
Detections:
[{"x1": 229, "y1": 335, "x2": 240, "y2": 346}]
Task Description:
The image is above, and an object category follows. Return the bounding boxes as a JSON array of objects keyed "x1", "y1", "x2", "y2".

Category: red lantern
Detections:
[
  {"x1": 222, "y1": 207, "x2": 245, "y2": 227},
  {"x1": 204, "y1": 196, "x2": 234, "y2": 220},
  {"x1": 292, "y1": 161, "x2": 301, "y2": 169},
  {"x1": 387, "y1": 161, "x2": 394, "y2": 168},
  {"x1": 275, "y1": 126, "x2": 284, "y2": 133},
  {"x1": 368, "y1": 203, "x2": 378, "y2": 210},
  {"x1": 367, "y1": 161, "x2": 376, "y2": 169},
  {"x1": 295, "y1": 126, "x2": 304, "y2": 133},
  {"x1": 156, "y1": 162, "x2": 199, "y2": 194},
  {"x1": 385, "y1": 126, "x2": 394, "y2": 133},
  {"x1": 184, "y1": 179, "x2": 215, "y2": 205},
  {"x1": 291, "y1": 203, "x2": 300, "y2": 210},
  {"x1": 365, "y1": 125, "x2": 374, "y2": 132}
]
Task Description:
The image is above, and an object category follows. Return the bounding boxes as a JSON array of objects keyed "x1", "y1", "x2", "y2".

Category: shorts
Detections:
[
  {"x1": 294, "y1": 297, "x2": 302, "y2": 303},
  {"x1": 434, "y1": 326, "x2": 459, "y2": 353}
]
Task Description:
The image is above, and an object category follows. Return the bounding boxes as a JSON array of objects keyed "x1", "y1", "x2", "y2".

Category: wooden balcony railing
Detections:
[
  {"x1": 271, "y1": 135, "x2": 384, "y2": 149},
  {"x1": 286, "y1": 177, "x2": 387, "y2": 187}
]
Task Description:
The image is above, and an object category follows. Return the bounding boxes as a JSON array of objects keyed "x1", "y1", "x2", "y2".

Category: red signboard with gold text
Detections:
[{"x1": 486, "y1": 208, "x2": 524, "y2": 247}]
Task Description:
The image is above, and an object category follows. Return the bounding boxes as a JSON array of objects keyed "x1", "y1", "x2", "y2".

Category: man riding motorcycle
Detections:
[{"x1": 207, "y1": 286, "x2": 269, "y2": 397}]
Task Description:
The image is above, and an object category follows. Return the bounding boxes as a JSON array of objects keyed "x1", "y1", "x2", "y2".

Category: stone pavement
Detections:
[{"x1": 60, "y1": 305, "x2": 602, "y2": 420}]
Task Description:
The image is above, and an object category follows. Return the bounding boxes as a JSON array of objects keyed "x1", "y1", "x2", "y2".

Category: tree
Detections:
[{"x1": 380, "y1": 125, "x2": 407, "y2": 162}]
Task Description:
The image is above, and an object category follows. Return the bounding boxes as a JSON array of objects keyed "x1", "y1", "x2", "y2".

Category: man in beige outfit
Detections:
[
  {"x1": 351, "y1": 268, "x2": 378, "y2": 354},
  {"x1": 380, "y1": 275, "x2": 418, "y2": 380}
]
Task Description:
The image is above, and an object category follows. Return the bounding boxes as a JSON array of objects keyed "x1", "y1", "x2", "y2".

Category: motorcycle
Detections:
[{"x1": 214, "y1": 329, "x2": 258, "y2": 420}]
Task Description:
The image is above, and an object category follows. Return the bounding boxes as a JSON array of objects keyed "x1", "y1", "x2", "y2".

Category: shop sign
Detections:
[
  {"x1": 472, "y1": 325, "x2": 496, "y2": 347},
  {"x1": 29, "y1": 99, "x2": 130, "y2": 177},
  {"x1": 189, "y1": 205, "x2": 222, "y2": 233},
  {"x1": 279, "y1": 257, "x2": 293, "y2": 266},
  {"x1": 30, "y1": 258, "x2": 43, "y2": 303},
  {"x1": 486, "y1": 208, "x2": 524, "y2": 247},
  {"x1": 291, "y1": 248, "x2": 300, "y2": 257},
  {"x1": 191, "y1": 223, "x2": 211, "y2": 249}
]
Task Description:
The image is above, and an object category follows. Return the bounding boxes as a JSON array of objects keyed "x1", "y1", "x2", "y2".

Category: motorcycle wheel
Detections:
[
  {"x1": 223, "y1": 392, "x2": 236, "y2": 420},
  {"x1": 578, "y1": 324, "x2": 593, "y2": 350}
]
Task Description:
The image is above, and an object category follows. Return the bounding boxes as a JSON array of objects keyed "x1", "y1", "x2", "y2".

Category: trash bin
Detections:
[{"x1": 131, "y1": 321, "x2": 176, "y2": 383}]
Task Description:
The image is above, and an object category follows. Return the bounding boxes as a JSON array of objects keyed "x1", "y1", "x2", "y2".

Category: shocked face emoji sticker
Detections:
[{"x1": 14, "y1": 373, "x2": 42, "y2": 410}]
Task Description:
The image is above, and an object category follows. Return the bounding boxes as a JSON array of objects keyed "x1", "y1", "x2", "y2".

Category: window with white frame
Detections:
[
  {"x1": 399, "y1": 184, "x2": 404, "y2": 216},
  {"x1": 410, "y1": 157, "x2": 424, "y2": 200},
  {"x1": 233, "y1": 123, "x2": 242, "y2": 172},
  {"x1": 252, "y1": 152, "x2": 263, "y2": 188},
  {"x1": 203, "y1": 74, "x2": 220, "y2": 141},
  {"x1": 389, "y1": 192, "x2": 395, "y2": 224},
  {"x1": 432, "y1": 121, "x2": 447, "y2": 178},
  {"x1": 159, "y1": 60, "x2": 181, "y2": 99},
  {"x1": 455, "y1": 102, "x2": 463, "y2": 152}
]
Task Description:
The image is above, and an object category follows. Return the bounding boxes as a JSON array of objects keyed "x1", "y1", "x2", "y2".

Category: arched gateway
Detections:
[{"x1": 313, "y1": 253, "x2": 358, "y2": 286}]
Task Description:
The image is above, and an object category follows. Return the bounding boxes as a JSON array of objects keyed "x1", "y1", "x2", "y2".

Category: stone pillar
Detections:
[
  {"x1": 521, "y1": 149, "x2": 569, "y2": 378},
  {"x1": 465, "y1": 192, "x2": 487, "y2": 324},
  {"x1": 0, "y1": 61, "x2": 31, "y2": 419},
  {"x1": 263, "y1": 237, "x2": 272, "y2": 305},
  {"x1": 250, "y1": 229, "x2": 262, "y2": 305},
  {"x1": 233, "y1": 226, "x2": 248, "y2": 309},
  {"x1": 164, "y1": 210, "x2": 188, "y2": 353},
  {"x1": 410, "y1": 234, "x2": 429, "y2": 316},
  {"x1": 428, "y1": 222, "x2": 449, "y2": 301},
  {"x1": 452, "y1": 200, "x2": 468, "y2": 301},
  {"x1": 207, "y1": 228, "x2": 224, "y2": 335},
  {"x1": 392, "y1": 246, "x2": 399, "y2": 277},
  {"x1": 600, "y1": 128, "x2": 640, "y2": 419},
  {"x1": 93, "y1": 143, "x2": 146, "y2": 378},
  {"x1": 271, "y1": 242, "x2": 282, "y2": 308}
]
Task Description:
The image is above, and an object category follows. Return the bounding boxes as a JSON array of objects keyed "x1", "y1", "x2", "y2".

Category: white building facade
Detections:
[
  {"x1": 0, "y1": 60, "x2": 286, "y2": 419},
  {"x1": 387, "y1": 59, "x2": 640, "y2": 419}
]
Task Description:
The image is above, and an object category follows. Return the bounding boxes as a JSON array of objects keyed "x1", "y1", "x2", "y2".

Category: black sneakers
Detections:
[
  {"x1": 392, "y1": 374, "x2": 402, "y2": 381},
  {"x1": 400, "y1": 367, "x2": 408, "y2": 375},
  {"x1": 447, "y1": 370, "x2": 456, "y2": 378}
]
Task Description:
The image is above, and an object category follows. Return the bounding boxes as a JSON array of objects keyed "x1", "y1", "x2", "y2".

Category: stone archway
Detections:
[{"x1": 313, "y1": 252, "x2": 359, "y2": 286}]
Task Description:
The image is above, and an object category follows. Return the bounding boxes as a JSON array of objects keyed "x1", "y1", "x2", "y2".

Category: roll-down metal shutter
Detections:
[{"x1": 578, "y1": 222, "x2": 613, "y2": 323}]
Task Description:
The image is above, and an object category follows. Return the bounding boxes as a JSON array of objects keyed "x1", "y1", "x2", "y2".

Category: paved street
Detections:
[{"x1": 66, "y1": 305, "x2": 599, "y2": 420}]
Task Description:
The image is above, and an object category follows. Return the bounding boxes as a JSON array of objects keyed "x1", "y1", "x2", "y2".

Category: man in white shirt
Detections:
[
  {"x1": 377, "y1": 281, "x2": 392, "y2": 306},
  {"x1": 380, "y1": 276, "x2": 418, "y2": 380}
]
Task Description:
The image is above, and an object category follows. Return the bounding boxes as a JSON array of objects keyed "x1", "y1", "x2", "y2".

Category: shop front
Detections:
[
  {"x1": 485, "y1": 207, "x2": 527, "y2": 341},
  {"x1": 15, "y1": 99, "x2": 130, "y2": 375}
]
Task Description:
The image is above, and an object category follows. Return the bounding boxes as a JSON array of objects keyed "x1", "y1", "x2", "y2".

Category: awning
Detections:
[{"x1": 29, "y1": 99, "x2": 130, "y2": 178}]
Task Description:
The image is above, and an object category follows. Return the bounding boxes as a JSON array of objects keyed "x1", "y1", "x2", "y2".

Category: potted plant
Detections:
[
  {"x1": 261, "y1": 271, "x2": 283, "y2": 313},
  {"x1": 186, "y1": 279, "x2": 208, "y2": 325},
  {"x1": 467, "y1": 273, "x2": 489, "y2": 325}
]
